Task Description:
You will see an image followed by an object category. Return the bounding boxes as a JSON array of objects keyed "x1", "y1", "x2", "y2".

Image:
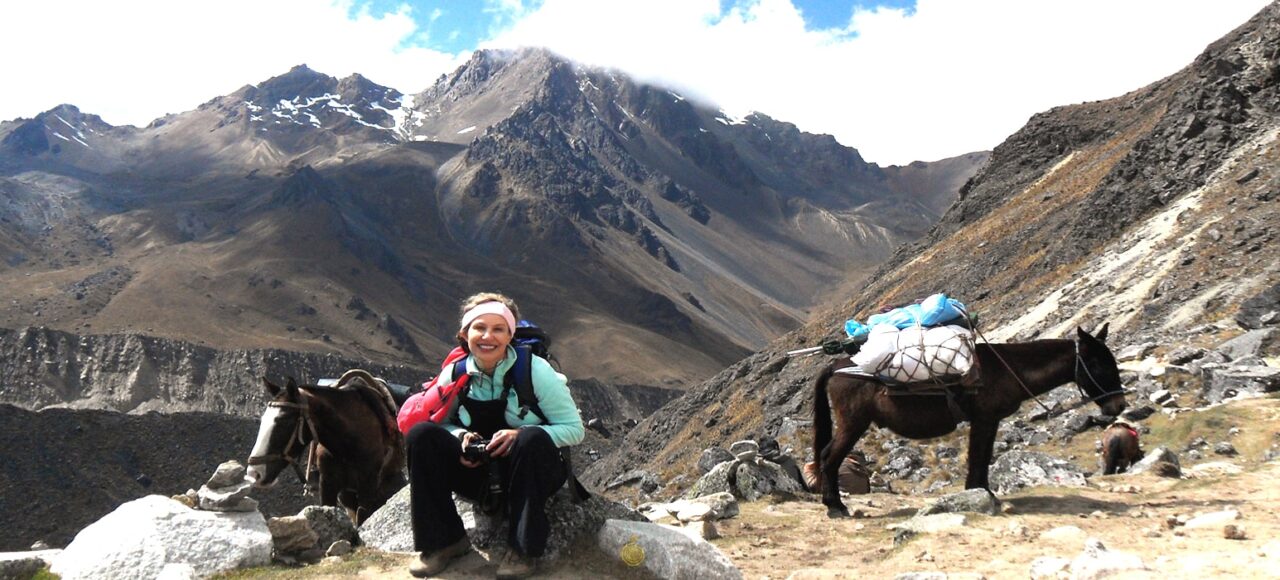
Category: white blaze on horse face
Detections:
[{"x1": 247, "y1": 405, "x2": 284, "y2": 485}]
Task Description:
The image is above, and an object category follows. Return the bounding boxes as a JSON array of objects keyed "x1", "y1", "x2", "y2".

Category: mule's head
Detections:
[
  {"x1": 1076, "y1": 324, "x2": 1127, "y2": 417},
  {"x1": 246, "y1": 377, "x2": 307, "y2": 488}
]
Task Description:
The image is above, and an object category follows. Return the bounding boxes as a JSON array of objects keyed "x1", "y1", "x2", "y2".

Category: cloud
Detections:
[
  {"x1": 0, "y1": 0, "x2": 466, "y2": 127},
  {"x1": 482, "y1": 0, "x2": 1271, "y2": 164}
]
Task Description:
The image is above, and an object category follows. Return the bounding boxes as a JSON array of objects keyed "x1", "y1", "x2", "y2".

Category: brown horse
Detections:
[
  {"x1": 813, "y1": 325, "x2": 1127, "y2": 517},
  {"x1": 247, "y1": 371, "x2": 406, "y2": 524},
  {"x1": 1101, "y1": 421, "x2": 1144, "y2": 474}
]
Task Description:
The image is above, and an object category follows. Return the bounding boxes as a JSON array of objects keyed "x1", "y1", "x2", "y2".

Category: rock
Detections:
[
  {"x1": 1167, "y1": 346, "x2": 1209, "y2": 365},
  {"x1": 1029, "y1": 556, "x2": 1071, "y2": 579},
  {"x1": 267, "y1": 515, "x2": 319, "y2": 554},
  {"x1": 1121, "y1": 405, "x2": 1156, "y2": 421},
  {"x1": 359, "y1": 484, "x2": 645, "y2": 561},
  {"x1": 916, "y1": 488, "x2": 1000, "y2": 516},
  {"x1": 325, "y1": 540, "x2": 353, "y2": 557},
  {"x1": 1216, "y1": 328, "x2": 1280, "y2": 360},
  {"x1": 1185, "y1": 462, "x2": 1242, "y2": 478},
  {"x1": 727, "y1": 458, "x2": 805, "y2": 501},
  {"x1": 1214, "y1": 442, "x2": 1238, "y2": 456},
  {"x1": 598, "y1": 519, "x2": 742, "y2": 580},
  {"x1": 729, "y1": 440, "x2": 759, "y2": 462},
  {"x1": 1201, "y1": 365, "x2": 1280, "y2": 403},
  {"x1": 1126, "y1": 446, "x2": 1180, "y2": 477},
  {"x1": 1149, "y1": 389, "x2": 1175, "y2": 407},
  {"x1": 1236, "y1": 283, "x2": 1280, "y2": 329},
  {"x1": 0, "y1": 551, "x2": 55, "y2": 580},
  {"x1": 300, "y1": 506, "x2": 358, "y2": 550},
  {"x1": 697, "y1": 447, "x2": 734, "y2": 474},
  {"x1": 606, "y1": 469, "x2": 661, "y2": 493},
  {"x1": 1069, "y1": 537, "x2": 1148, "y2": 579},
  {"x1": 49, "y1": 495, "x2": 271, "y2": 580},
  {"x1": 988, "y1": 451, "x2": 1087, "y2": 494},
  {"x1": 887, "y1": 513, "x2": 967, "y2": 534},
  {"x1": 1183, "y1": 509, "x2": 1240, "y2": 529},
  {"x1": 1116, "y1": 342, "x2": 1156, "y2": 362},
  {"x1": 206, "y1": 460, "x2": 248, "y2": 489},
  {"x1": 1223, "y1": 524, "x2": 1247, "y2": 540}
]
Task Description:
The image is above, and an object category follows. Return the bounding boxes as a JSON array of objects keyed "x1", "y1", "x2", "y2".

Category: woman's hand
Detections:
[
  {"x1": 486, "y1": 428, "x2": 520, "y2": 458},
  {"x1": 459, "y1": 432, "x2": 483, "y2": 468}
]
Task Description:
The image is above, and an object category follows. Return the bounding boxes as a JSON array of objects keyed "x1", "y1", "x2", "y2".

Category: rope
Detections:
[{"x1": 969, "y1": 320, "x2": 1056, "y2": 415}]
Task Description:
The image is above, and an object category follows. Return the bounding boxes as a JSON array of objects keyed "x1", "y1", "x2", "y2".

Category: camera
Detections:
[{"x1": 463, "y1": 439, "x2": 491, "y2": 464}]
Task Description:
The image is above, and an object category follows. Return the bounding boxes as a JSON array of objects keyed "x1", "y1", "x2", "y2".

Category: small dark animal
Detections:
[
  {"x1": 1101, "y1": 421, "x2": 1144, "y2": 474},
  {"x1": 813, "y1": 325, "x2": 1127, "y2": 518},
  {"x1": 247, "y1": 371, "x2": 406, "y2": 524}
]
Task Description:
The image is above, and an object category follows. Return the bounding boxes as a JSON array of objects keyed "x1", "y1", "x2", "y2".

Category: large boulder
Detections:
[
  {"x1": 300, "y1": 506, "x2": 359, "y2": 550},
  {"x1": 359, "y1": 485, "x2": 645, "y2": 561},
  {"x1": 49, "y1": 495, "x2": 271, "y2": 580},
  {"x1": 1235, "y1": 283, "x2": 1280, "y2": 329},
  {"x1": 1201, "y1": 365, "x2": 1280, "y2": 403},
  {"x1": 917, "y1": 488, "x2": 1001, "y2": 516},
  {"x1": 597, "y1": 519, "x2": 742, "y2": 580},
  {"x1": 988, "y1": 451, "x2": 1087, "y2": 495},
  {"x1": 1215, "y1": 328, "x2": 1280, "y2": 360},
  {"x1": 686, "y1": 459, "x2": 804, "y2": 501}
]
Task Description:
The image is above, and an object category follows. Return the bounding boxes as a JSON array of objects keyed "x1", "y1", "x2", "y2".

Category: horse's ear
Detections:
[
  {"x1": 264, "y1": 378, "x2": 281, "y2": 397},
  {"x1": 285, "y1": 377, "x2": 300, "y2": 395},
  {"x1": 1096, "y1": 323, "x2": 1109, "y2": 343}
]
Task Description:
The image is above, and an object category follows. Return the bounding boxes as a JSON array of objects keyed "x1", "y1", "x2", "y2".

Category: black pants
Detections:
[{"x1": 406, "y1": 423, "x2": 568, "y2": 557}]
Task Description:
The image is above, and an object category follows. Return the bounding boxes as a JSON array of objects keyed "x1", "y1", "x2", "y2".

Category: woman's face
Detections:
[{"x1": 466, "y1": 313, "x2": 512, "y2": 371}]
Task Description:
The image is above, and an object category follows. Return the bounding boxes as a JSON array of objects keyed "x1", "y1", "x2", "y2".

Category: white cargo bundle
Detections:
[{"x1": 848, "y1": 324, "x2": 976, "y2": 383}]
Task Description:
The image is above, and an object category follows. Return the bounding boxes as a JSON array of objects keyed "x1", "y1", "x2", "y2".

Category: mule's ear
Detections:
[
  {"x1": 264, "y1": 378, "x2": 281, "y2": 397},
  {"x1": 285, "y1": 377, "x2": 299, "y2": 395},
  {"x1": 1096, "y1": 322, "x2": 1109, "y2": 343}
]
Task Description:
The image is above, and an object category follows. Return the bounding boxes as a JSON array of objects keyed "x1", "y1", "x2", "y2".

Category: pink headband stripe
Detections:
[{"x1": 460, "y1": 302, "x2": 516, "y2": 334}]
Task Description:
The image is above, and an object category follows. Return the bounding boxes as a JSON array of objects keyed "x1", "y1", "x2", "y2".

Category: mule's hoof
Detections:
[{"x1": 826, "y1": 505, "x2": 851, "y2": 519}]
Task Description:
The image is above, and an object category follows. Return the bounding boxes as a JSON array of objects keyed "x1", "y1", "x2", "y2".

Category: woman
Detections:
[{"x1": 406, "y1": 292, "x2": 584, "y2": 579}]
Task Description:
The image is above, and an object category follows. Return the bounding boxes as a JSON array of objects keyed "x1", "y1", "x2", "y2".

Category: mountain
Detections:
[
  {"x1": 0, "y1": 49, "x2": 982, "y2": 410},
  {"x1": 583, "y1": 1, "x2": 1280, "y2": 490}
]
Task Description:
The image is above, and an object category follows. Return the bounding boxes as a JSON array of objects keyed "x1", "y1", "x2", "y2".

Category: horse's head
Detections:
[
  {"x1": 1076, "y1": 324, "x2": 1127, "y2": 417},
  {"x1": 246, "y1": 377, "x2": 310, "y2": 488}
]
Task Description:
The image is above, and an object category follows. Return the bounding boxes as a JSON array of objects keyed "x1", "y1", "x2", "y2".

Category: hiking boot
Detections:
[
  {"x1": 409, "y1": 537, "x2": 471, "y2": 578},
  {"x1": 496, "y1": 550, "x2": 537, "y2": 579}
]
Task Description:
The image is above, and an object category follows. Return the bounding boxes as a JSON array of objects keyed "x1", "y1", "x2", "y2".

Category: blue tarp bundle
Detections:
[{"x1": 844, "y1": 293, "x2": 969, "y2": 339}]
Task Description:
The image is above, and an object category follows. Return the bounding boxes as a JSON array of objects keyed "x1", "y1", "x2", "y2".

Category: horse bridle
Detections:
[
  {"x1": 247, "y1": 398, "x2": 321, "y2": 495},
  {"x1": 1072, "y1": 339, "x2": 1128, "y2": 405}
]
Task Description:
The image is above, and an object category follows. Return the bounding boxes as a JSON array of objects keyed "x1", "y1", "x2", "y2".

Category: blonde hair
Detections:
[{"x1": 456, "y1": 292, "x2": 521, "y2": 349}]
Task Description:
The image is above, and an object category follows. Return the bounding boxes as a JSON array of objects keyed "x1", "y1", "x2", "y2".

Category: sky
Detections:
[{"x1": 0, "y1": 0, "x2": 1269, "y2": 165}]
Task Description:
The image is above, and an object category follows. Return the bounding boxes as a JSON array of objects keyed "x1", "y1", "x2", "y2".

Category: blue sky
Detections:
[{"x1": 0, "y1": 0, "x2": 1269, "y2": 164}]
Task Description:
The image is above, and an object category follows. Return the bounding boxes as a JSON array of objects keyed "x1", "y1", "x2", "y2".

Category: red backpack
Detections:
[{"x1": 397, "y1": 347, "x2": 471, "y2": 434}]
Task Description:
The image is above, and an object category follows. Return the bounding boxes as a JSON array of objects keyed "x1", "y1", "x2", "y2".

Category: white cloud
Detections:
[
  {"x1": 0, "y1": 0, "x2": 466, "y2": 127},
  {"x1": 1, "y1": 0, "x2": 1271, "y2": 165},
  {"x1": 483, "y1": 0, "x2": 1272, "y2": 164}
]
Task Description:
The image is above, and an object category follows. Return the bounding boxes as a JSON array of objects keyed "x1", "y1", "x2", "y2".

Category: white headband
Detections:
[{"x1": 460, "y1": 302, "x2": 517, "y2": 334}]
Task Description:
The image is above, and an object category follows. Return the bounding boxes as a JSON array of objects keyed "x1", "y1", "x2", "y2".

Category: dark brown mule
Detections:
[
  {"x1": 813, "y1": 325, "x2": 1127, "y2": 517},
  {"x1": 247, "y1": 372, "x2": 406, "y2": 524},
  {"x1": 1101, "y1": 421, "x2": 1144, "y2": 474}
]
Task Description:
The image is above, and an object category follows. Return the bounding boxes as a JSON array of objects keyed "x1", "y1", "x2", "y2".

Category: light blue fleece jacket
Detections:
[{"x1": 439, "y1": 345, "x2": 584, "y2": 448}]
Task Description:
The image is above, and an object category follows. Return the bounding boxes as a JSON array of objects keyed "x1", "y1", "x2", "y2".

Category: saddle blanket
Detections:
[{"x1": 842, "y1": 324, "x2": 975, "y2": 383}]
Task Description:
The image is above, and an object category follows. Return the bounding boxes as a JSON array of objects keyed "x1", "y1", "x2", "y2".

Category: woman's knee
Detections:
[
  {"x1": 511, "y1": 426, "x2": 557, "y2": 457},
  {"x1": 407, "y1": 422, "x2": 457, "y2": 452}
]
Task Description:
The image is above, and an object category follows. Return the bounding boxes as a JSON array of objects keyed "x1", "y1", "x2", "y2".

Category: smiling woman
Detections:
[{"x1": 401, "y1": 291, "x2": 586, "y2": 579}]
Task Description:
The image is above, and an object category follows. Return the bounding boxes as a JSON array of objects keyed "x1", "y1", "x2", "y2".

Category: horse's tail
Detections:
[{"x1": 812, "y1": 363, "x2": 836, "y2": 467}]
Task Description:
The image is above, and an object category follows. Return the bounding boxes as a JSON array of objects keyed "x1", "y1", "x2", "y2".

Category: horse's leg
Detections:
[
  {"x1": 822, "y1": 414, "x2": 870, "y2": 519},
  {"x1": 965, "y1": 420, "x2": 999, "y2": 490}
]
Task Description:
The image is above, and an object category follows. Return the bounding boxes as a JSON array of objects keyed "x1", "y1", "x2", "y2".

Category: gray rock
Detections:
[
  {"x1": 325, "y1": 540, "x2": 352, "y2": 557},
  {"x1": 917, "y1": 488, "x2": 1001, "y2": 516},
  {"x1": 1236, "y1": 283, "x2": 1280, "y2": 329},
  {"x1": 207, "y1": 460, "x2": 248, "y2": 489},
  {"x1": 606, "y1": 469, "x2": 661, "y2": 493},
  {"x1": 197, "y1": 480, "x2": 257, "y2": 512},
  {"x1": 0, "y1": 552, "x2": 53, "y2": 580},
  {"x1": 687, "y1": 461, "x2": 736, "y2": 499},
  {"x1": 1202, "y1": 365, "x2": 1280, "y2": 403},
  {"x1": 50, "y1": 495, "x2": 271, "y2": 580},
  {"x1": 1216, "y1": 328, "x2": 1280, "y2": 360},
  {"x1": 300, "y1": 506, "x2": 358, "y2": 550},
  {"x1": 267, "y1": 516, "x2": 319, "y2": 554},
  {"x1": 729, "y1": 440, "x2": 759, "y2": 462},
  {"x1": 697, "y1": 447, "x2": 734, "y2": 474},
  {"x1": 732, "y1": 459, "x2": 805, "y2": 501},
  {"x1": 597, "y1": 519, "x2": 742, "y2": 580},
  {"x1": 988, "y1": 451, "x2": 1087, "y2": 495},
  {"x1": 1069, "y1": 538, "x2": 1148, "y2": 579},
  {"x1": 1167, "y1": 346, "x2": 1209, "y2": 365},
  {"x1": 359, "y1": 484, "x2": 645, "y2": 561},
  {"x1": 1128, "y1": 446, "x2": 1181, "y2": 477},
  {"x1": 1116, "y1": 342, "x2": 1157, "y2": 362},
  {"x1": 1214, "y1": 442, "x2": 1239, "y2": 456}
]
